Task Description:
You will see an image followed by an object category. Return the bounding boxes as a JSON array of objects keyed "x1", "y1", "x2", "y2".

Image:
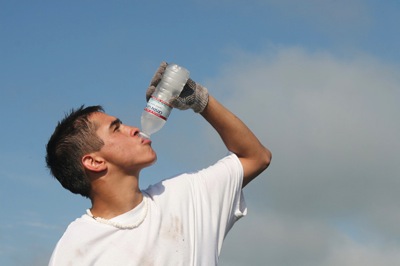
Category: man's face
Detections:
[{"x1": 90, "y1": 112, "x2": 157, "y2": 173}]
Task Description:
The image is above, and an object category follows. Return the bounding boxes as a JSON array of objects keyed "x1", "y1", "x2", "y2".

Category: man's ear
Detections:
[{"x1": 82, "y1": 154, "x2": 107, "y2": 172}]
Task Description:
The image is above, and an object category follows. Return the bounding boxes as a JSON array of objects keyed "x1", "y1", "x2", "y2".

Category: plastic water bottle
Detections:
[{"x1": 139, "y1": 64, "x2": 190, "y2": 139}]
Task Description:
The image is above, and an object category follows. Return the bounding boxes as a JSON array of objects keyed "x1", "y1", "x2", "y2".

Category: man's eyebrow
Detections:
[{"x1": 109, "y1": 118, "x2": 122, "y2": 130}]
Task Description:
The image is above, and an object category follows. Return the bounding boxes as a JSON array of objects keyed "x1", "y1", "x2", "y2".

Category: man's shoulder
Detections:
[
  {"x1": 142, "y1": 153, "x2": 242, "y2": 197},
  {"x1": 54, "y1": 214, "x2": 98, "y2": 245}
]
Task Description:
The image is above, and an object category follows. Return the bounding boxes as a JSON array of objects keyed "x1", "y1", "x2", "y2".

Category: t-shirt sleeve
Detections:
[
  {"x1": 200, "y1": 153, "x2": 246, "y2": 219},
  {"x1": 188, "y1": 153, "x2": 247, "y2": 250}
]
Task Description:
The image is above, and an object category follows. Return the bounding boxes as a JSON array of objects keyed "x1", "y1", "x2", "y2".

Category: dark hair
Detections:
[{"x1": 46, "y1": 105, "x2": 105, "y2": 198}]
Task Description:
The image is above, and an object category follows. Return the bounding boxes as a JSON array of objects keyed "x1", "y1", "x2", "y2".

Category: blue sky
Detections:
[{"x1": 1, "y1": 1, "x2": 400, "y2": 265}]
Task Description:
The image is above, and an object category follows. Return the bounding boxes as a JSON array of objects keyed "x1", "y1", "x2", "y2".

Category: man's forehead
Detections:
[{"x1": 89, "y1": 112, "x2": 115, "y2": 127}]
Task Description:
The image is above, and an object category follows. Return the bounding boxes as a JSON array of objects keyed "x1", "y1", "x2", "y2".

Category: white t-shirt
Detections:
[{"x1": 49, "y1": 153, "x2": 246, "y2": 266}]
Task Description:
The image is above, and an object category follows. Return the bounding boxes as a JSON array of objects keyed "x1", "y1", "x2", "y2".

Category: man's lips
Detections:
[{"x1": 141, "y1": 137, "x2": 152, "y2": 145}]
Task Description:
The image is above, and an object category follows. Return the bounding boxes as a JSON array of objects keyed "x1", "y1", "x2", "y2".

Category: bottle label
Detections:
[{"x1": 144, "y1": 96, "x2": 172, "y2": 121}]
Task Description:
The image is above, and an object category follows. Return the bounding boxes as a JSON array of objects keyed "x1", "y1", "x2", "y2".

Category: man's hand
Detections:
[
  {"x1": 146, "y1": 62, "x2": 168, "y2": 102},
  {"x1": 146, "y1": 62, "x2": 209, "y2": 113}
]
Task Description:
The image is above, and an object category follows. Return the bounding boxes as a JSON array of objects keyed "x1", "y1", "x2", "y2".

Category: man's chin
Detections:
[{"x1": 146, "y1": 154, "x2": 157, "y2": 167}]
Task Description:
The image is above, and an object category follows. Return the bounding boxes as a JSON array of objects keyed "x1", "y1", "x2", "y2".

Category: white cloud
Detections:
[
  {"x1": 321, "y1": 239, "x2": 400, "y2": 266},
  {"x1": 210, "y1": 46, "x2": 400, "y2": 265},
  {"x1": 221, "y1": 209, "x2": 400, "y2": 266}
]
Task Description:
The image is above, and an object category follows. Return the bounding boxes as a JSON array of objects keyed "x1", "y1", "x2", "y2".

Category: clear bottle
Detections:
[{"x1": 139, "y1": 64, "x2": 190, "y2": 139}]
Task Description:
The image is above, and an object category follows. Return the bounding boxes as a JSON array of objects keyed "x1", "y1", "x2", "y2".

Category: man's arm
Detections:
[
  {"x1": 147, "y1": 62, "x2": 271, "y2": 187},
  {"x1": 200, "y1": 95, "x2": 271, "y2": 187}
]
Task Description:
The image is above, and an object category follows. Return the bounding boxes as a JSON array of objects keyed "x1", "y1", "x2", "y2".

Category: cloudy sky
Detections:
[{"x1": 1, "y1": 1, "x2": 399, "y2": 265}]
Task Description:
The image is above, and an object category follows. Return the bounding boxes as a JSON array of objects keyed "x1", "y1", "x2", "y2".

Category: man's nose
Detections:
[{"x1": 124, "y1": 125, "x2": 140, "y2": 137}]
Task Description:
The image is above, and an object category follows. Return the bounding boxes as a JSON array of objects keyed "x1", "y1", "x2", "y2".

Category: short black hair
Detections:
[{"x1": 46, "y1": 105, "x2": 104, "y2": 198}]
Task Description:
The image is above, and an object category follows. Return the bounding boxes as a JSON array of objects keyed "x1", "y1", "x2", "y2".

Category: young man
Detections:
[{"x1": 46, "y1": 62, "x2": 271, "y2": 265}]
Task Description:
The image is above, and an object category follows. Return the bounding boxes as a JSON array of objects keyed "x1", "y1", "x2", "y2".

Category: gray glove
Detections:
[{"x1": 146, "y1": 62, "x2": 209, "y2": 113}]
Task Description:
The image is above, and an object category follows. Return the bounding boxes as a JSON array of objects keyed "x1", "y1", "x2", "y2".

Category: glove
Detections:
[
  {"x1": 146, "y1": 62, "x2": 209, "y2": 113},
  {"x1": 145, "y1": 62, "x2": 168, "y2": 102}
]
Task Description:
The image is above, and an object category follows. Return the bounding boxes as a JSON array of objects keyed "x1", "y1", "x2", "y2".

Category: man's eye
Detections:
[{"x1": 111, "y1": 119, "x2": 123, "y2": 132}]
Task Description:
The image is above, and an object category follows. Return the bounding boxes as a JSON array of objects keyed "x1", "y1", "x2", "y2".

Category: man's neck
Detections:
[{"x1": 89, "y1": 174, "x2": 142, "y2": 219}]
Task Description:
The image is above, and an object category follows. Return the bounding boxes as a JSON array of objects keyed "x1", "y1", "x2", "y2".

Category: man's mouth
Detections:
[{"x1": 140, "y1": 136, "x2": 152, "y2": 145}]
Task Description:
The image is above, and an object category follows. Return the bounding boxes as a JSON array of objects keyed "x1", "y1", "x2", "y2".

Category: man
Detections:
[{"x1": 46, "y1": 62, "x2": 271, "y2": 265}]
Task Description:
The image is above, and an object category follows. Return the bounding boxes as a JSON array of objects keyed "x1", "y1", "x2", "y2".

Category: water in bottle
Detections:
[{"x1": 139, "y1": 64, "x2": 190, "y2": 139}]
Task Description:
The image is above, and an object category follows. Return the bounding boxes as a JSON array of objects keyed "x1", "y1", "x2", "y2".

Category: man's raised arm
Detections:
[{"x1": 200, "y1": 95, "x2": 271, "y2": 187}]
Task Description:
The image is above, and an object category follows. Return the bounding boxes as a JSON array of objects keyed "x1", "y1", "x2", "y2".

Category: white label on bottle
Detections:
[{"x1": 144, "y1": 96, "x2": 172, "y2": 121}]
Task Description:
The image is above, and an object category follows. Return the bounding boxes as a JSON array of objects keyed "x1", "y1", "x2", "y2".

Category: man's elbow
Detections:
[
  {"x1": 241, "y1": 148, "x2": 272, "y2": 188},
  {"x1": 260, "y1": 148, "x2": 272, "y2": 172}
]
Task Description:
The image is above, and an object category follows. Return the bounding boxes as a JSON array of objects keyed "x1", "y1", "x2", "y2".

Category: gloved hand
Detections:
[{"x1": 146, "y1": 62, "x2": 209, "y2": 113}]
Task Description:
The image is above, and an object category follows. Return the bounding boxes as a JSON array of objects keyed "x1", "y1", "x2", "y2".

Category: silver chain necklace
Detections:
[{"x1": 86, "y1": 196, "x2": 148, "y2": 230}]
